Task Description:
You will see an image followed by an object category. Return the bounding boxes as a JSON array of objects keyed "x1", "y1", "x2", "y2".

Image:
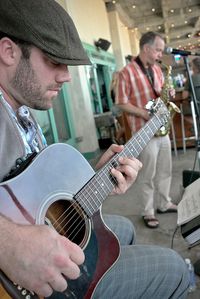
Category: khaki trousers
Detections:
[{"x1": 133, "y1": 134, "x2": 173, "y2": 216}]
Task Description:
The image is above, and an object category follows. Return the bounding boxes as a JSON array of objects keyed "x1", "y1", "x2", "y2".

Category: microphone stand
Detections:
[
  {"x1": 182, "y1": 55, "x2": 200, "y2": 173},
  {"x1": 182, "y1": 56, "x2": 200, "y2": 275}
]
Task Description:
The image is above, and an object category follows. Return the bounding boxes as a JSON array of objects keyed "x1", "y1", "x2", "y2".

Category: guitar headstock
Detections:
[{"x1": 146, "y1": 98, "x2": 170, "y2": 124}]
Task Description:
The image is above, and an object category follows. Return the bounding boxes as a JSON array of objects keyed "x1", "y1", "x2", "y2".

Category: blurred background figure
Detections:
[
  {"x1": 110, "y1": 71, "x2": 125, "y2": 144},
  {"x1": 182, "y1": 57, "x2": 200, "y2": 113}
]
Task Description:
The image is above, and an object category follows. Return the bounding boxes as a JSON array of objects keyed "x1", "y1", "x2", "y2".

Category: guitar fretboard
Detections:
[{"x1": 75, "y1": 112, "x2": 165, "y2": 217}]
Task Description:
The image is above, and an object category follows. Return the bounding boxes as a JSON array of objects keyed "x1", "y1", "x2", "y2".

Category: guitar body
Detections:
[{"x1": 0, "y1": 143, "x2": 120, "y2": 299}]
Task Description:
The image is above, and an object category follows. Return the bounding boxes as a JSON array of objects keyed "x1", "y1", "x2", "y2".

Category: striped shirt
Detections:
[{"x1": 115, "y1": 60, "x2": 164, "y2": 133}]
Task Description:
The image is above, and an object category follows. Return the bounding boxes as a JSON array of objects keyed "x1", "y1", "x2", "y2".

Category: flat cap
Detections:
[{"x1": 0, "y1": 0, "x2": 91, "y2": 65}]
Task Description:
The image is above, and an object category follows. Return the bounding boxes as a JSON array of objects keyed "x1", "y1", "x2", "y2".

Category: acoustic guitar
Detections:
[{"x1": 0, "y1": 98, "x2": 169, "y2": 299}]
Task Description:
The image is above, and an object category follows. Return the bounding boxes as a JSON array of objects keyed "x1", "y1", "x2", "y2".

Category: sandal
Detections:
[
  {"x1": 143, "y1": 216, "x2": 159, "y2": 229},
  {"x1": 157, "y1": 204, "x2": 177, "y2": 214}
]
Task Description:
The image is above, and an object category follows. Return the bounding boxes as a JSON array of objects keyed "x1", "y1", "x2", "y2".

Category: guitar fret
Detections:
[
  {"x1": 76, "y1": 167, "x2": 115, "y2": 217},
  {"x1": 88, "y1": 179, "x2": 106, "y2": 203},
  {"x1": 76, "y1": 195, "x2": 100, "y2": 217},
  {"x1": 131, "y1": 139, "x2": 140, "y2": 156},
  {"x1": 142, "y1": 129, "x2": 152, "y2": 141},
  {"x1": 130, "y1": 142, "x2": 140, "y2": 156},
  {"x1": 146, "y1": 125, "x2": 154, "y2": 135},
  {"x1": 88, "y1": 187, "x2": 102, "y2": 208},
  {"x1": 139, "y1": 132, "x2": 147, "y2": 147},
  {"x1": 124, "y1": 146, "x2": 133, "y2": 156},
  {"x1": 94, "y1": 175, "x2": 112, "y2": 197},
  {"x1": 135, "y1": 136, "x2": 144, "y2": 151},
  {"x1": 76, "y1": 190, "x2": 96, "y2": 217},
  {"x1": 151, "y1": 119, "x2": 159, "y2": 131},
  {"x1": 128, "y1": 148, "x2": 135, "y2": 155},
  {"x1": 75, "y1": 101, "x2": 169, "y2": 217}
]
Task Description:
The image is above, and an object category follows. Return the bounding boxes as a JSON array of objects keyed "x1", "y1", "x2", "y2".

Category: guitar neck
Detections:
[{"x1": 75, "y1": 114, "x2": 163, "y2": 217}]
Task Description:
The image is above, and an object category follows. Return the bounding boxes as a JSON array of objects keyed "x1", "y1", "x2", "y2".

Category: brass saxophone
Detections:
[{"x1": 155, "y1": 61, "x2": 181, "y2": 136}]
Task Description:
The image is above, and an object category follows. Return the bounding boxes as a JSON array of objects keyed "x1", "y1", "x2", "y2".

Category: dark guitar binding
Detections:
[{"x1": 0, "y1": 270, "x2": 39, "y2": 299}]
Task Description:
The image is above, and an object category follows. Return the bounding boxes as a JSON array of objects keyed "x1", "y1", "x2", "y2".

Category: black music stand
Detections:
[{"x1": 176, "y1": 56, "x2": 200, "y2": 278}]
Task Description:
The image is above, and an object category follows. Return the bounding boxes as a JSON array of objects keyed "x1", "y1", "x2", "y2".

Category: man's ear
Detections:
[
  {"x1": 0, "y1": 37, "x2": 18, "y2": 65},
  {"x1": 143, "y1": 44, "x2": 150, "y2": 54}
]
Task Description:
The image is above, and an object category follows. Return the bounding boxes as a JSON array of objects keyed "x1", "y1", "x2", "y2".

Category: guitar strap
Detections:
[
  {"x1": 135, "y1": 56, "x2": 159, "y2": 98},
  {"x1": 3, "y1": 152, "x2": 37, "y2": 182}
]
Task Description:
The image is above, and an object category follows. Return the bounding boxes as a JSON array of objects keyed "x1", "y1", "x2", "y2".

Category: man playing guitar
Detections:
[{"x1": 0, "y1": 1, "x2": 189, "y2": 298}]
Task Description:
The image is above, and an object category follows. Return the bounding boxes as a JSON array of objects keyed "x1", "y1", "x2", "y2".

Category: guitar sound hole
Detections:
[{"x1": 45, "y1": 199, "x2": 90, "y2": 248}]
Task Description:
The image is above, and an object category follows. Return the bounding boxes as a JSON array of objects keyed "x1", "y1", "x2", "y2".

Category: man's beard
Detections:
[{"x1": 11, "y1": 56, "x2": 49, "y2": 110}]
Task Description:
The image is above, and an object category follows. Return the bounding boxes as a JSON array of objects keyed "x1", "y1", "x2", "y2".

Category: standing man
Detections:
[
  {"x1": 116, "y1": 31, "x2": 177, "y2": 229},
  {"x1": 0, "y1": 4, "x2": 189, "y2": 299}
]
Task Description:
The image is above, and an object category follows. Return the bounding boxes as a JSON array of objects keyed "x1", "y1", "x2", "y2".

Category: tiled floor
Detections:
[{"x1": 90, "y1": 146, "x2": 200, "y2": 298}]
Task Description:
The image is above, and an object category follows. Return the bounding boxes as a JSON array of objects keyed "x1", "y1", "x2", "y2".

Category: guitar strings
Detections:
[
  {"x1": 52, "y1": 170, "x2": 114, "y2": 240},
  {"x1": 53, "y1": 202, "x2": 80, "y2": 231},
  {"x1": 65, "y1": 172, "x2": 115, "y2": 241},
  {"x1": 51, "y1": 166, "x2": 116, "y2": 240}
]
